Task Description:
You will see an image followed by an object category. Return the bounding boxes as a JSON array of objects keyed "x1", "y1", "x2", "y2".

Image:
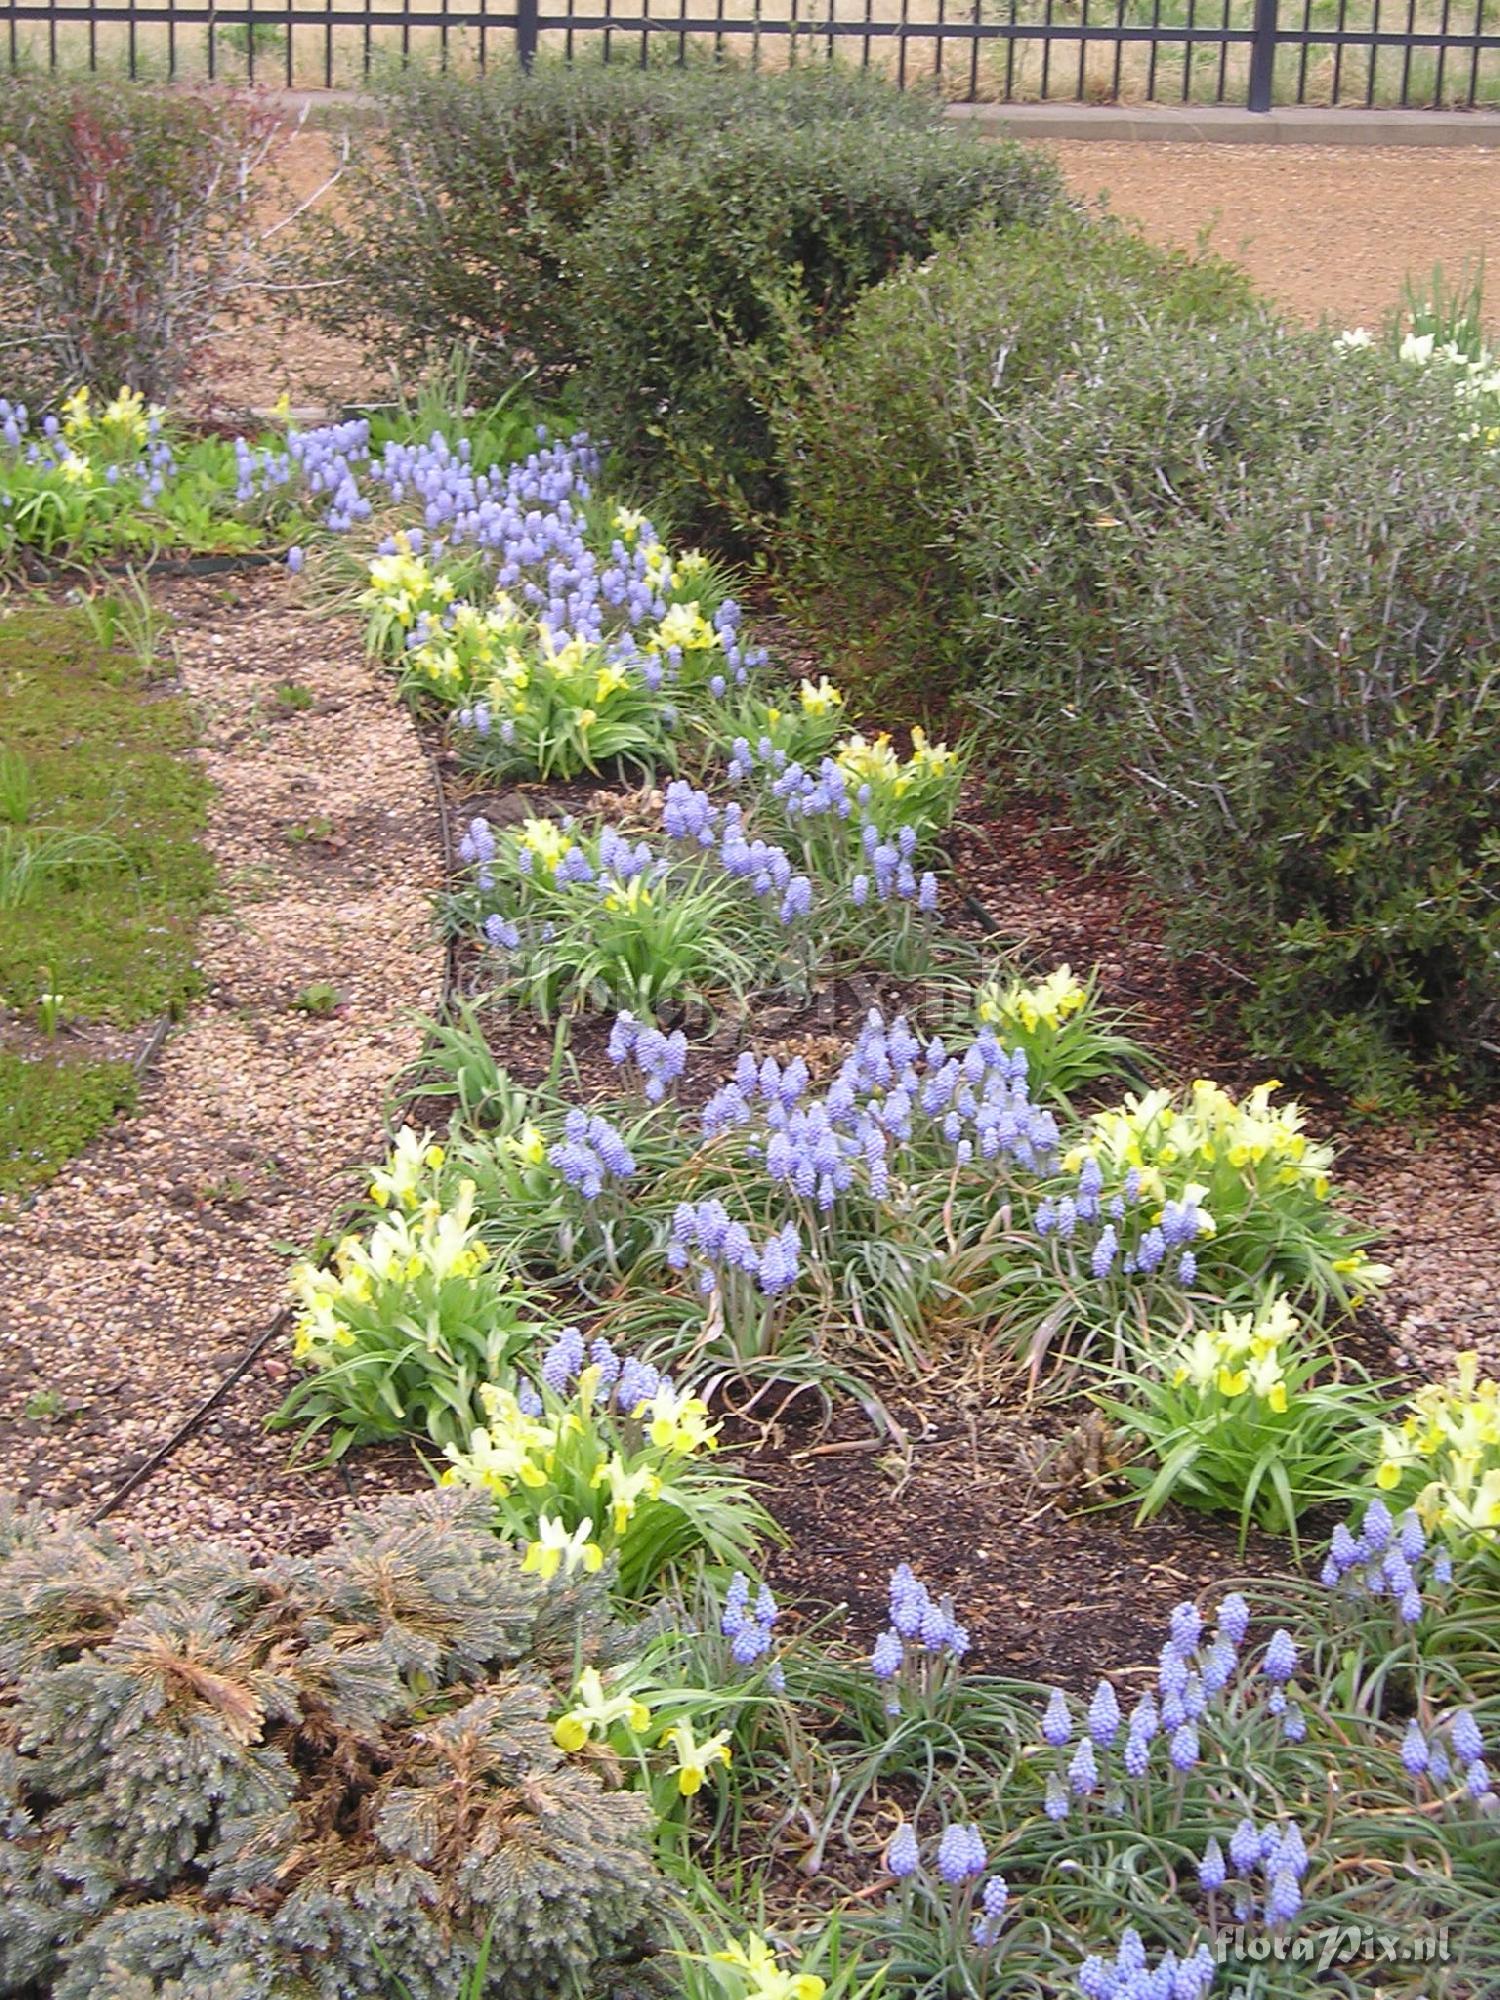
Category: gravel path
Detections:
[{"x1": 0, "y1": 569, "x2": 440, "y2": 1542}]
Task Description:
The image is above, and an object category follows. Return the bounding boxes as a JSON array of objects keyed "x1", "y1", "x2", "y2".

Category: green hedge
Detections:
[
  {"x1": 955, "y1": 320, "x2": 1500, "y2": 1108},
  {"x1": 305, "y1": 58, "x2": 960, "y2": 400},
  {"x1": 765, "y1": 211, "x2": 1258, "y2": 712},
  {"x1": 569, "y1": 119, "x2": 1060, "y2": 526}
]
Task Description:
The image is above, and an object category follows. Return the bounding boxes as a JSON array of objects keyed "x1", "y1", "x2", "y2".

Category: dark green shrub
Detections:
[
  {"x1": 305, "y1": 57, "x2": 945, "y2": 398},
  {"x1": 0, "y1": 1488, "x2": 660, "y2": 1999},
  {"x1": 764, "y1": 211, "x2": 1258, "y2": 712},
  {"x1": 570, "y1": 119, "x2": 1060, "y2": 526},
  {"x1": 955, "y1": 319, "x2": 1500, "y2": 1109},
  {"x1": 0, "y1": 81, "x2": 291, "y2": 405}
]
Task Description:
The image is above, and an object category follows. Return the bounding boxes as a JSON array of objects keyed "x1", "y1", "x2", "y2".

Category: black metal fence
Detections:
[{"x1": 2, "y1": 0, "x2": 1497, "y2": 106}]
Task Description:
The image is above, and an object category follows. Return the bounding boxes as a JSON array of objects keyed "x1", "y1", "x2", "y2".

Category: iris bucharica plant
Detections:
[
  {"x1": 271, "y1": 1140, "x2": 551, "y2": 1458},
  {"x1": 965, "y1": 1076, "x2": 1390, "y2": 1388},
  {"x1": 1098, "y1": 1287, "x2": 1384, "y2": 1549},
  {"x1": 973, "y1": 963, "x2": 1148, "y2": 1110},
  {"x1": 728, "y1": 724, "x2": 964, "y2": 881},
  {"x1": 438, "y1": 1325, "x2": 772, "y2": 1600},
  {"x1": 1370, "y1": 1349, "x2": 1500, "y2": 1558}
]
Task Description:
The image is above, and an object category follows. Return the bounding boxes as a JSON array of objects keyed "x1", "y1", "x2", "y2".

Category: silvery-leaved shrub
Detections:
[
  {"x1": 761, "y1": 210, "x2": 1257, "y2": 714},
  {"x1": 956, "y1": 318, "x2": 1500, "y2": 1112},
  {"x1": 0, "y1": 1489, "x2": 660, "y2": 1999}
]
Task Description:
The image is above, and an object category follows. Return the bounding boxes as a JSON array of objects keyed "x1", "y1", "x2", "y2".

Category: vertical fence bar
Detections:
[
  {"x1": 1295, "y1": 0, "x2": 1310, "y2": 100},
  {"x1": 1004, "y1": 0, "x2": 1017, "y2": 98},
  {"x1": 1432, "y1": 0, "x2": 1451, "y2": 100},
  {"x1": 1039, "y1": 0, "x2": 1053, "y2": 95},
  {"x1": 968, "y1": 0, "x2": 980, "y2": 98},
  {"x1": 863, "y1": 0, "x2": 873, "y2": 70},
  {"x1": 1465, "y1": 0, "x2": 1480, "y2": 103},
  {"x1": 517, "y1": 0, "x2": 538, "y2": 63},
  {"x1": 1110, "y1": 0, "x2": 1124, "y2": 101},
  {"x1": 1330, "y1": 0, "x2": 1347, "y2": 96},
  {"x1": 1398, "y1": 0, "x2": 1415, "y2": 103},
  {"x1": 246, "y1": 0, "x2": 255, "y2": 82},
  {"x1": 1365, "y1": 0, "x2": 1378, "y2": 103},
  {"x1": 1146, "y1": 0, "x2": 1161, "y2": 98},
  {"x1": 1215, "y1": 0, "x2": 1230, "y2": 100},
  {"x1": 896, "y1": 0, "x2": 909, "y2": 88},
  {"x1": 1075, "y1": 0, "x2": 1086, "y2": 95},
  {"x1": 1246, "y1": 0, "x2": 1275, "y2": 105},
  {"x1": 1181, "y1": 0, "x2": 1193, "y2": 97},
  {"x1": 936, "y1": 0, "x2": 946, "y2": 78},
  {"x1": 325, "y1": 0, "x2": 334, "y2": 86}
]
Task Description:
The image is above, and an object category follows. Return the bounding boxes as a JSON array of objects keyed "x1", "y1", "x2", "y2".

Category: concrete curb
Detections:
[{"x1": 947, "y1": 103, "x2": 1500, "y2": 145}]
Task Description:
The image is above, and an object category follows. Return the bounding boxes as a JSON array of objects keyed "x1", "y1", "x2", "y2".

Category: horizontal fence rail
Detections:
[{"x1": 2, "y1": 0, "x2": 1497, "y2": 104}]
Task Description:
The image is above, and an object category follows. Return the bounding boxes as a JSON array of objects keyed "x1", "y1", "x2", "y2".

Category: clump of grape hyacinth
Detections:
[
  {"x1": 1077, "y1": 1928, "x2": 1216, "y2": 2000},
  {"x1": 549, "y1": 1108, "x2": 636, "y2": 1199},
  {"x1": 607, "y1": 1010, "x2": 687, "y2": 1102},
  {"x1": 1320, "y1": 1496, "x2": 1455, "y2": 1629},
  {"x1": 1397, "y1": 1707, "x2": 1497, "y2": 1816},
  {"x1": 870, "y1": 1563, "x2": 971, "y2": 1717},
  {"x1": 667, "y1": 1199, "x2": 801, "y2": 1300},
  {"x1": 720, "y1": 1571, "x2": 784, "y2": 1686}
]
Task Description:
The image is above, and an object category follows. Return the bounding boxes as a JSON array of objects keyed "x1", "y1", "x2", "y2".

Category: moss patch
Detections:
[
  {"x1": 0, "y1": 601, "x2": 214, "y2": 1203},
  {"x1": 0, "y1": 1049, "x2": 137, "y2": 1204},
  {"x1": 0, "y1": 602, "x2": 214, "y2": 1020}
]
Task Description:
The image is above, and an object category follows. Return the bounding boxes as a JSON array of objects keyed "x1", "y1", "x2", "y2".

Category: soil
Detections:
[{"x1": 1045, "y1": 142, "x2": 1500, "y2": 333}]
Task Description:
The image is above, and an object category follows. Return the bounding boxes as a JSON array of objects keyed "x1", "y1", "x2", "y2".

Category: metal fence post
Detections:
[
  {"x1": 1246, "y1": 0, "x2": 1277, "y2": 109},
  {"x1": 517, "y1": 0, "x2": 539, "y2": 67}
]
